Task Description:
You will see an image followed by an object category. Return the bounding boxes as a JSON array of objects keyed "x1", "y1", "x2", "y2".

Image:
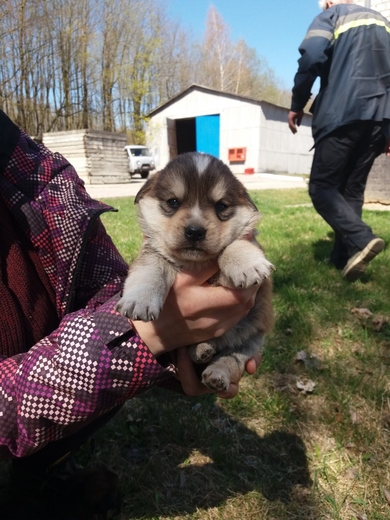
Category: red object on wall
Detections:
[
  {"x1": 228, "y1": 147, "x2": 246, "y2": 162},
  {"x1": 244, "y1": 168, "x2": 254, "y2": 174}
]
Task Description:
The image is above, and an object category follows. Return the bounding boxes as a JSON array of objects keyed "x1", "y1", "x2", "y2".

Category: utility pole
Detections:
[{"x1": 365, "y1": 0, "x2": 371, "y2": 7}]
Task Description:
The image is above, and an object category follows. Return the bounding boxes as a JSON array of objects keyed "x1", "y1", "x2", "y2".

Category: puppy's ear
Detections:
[{"x1": 134, "y1": 174, "x2": 158, "y2": 204}]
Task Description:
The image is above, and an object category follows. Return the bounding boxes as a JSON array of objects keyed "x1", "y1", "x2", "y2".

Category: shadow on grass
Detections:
[
  {"x1": 85, "y1": 390, "x2": 316, "y2": 519},
  {"x1": 312, "y1": 235, "x2": 334, "y2": 264}
]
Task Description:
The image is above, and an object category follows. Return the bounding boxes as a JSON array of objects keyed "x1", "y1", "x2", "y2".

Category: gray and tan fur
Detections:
[{"x1": 117, "y1": 152, "x2": 274, "y2": 392}]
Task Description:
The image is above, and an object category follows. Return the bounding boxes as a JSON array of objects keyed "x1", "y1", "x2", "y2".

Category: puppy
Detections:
[{"x1": 116, "y1": 152, "x2": 274, "y2": 392}]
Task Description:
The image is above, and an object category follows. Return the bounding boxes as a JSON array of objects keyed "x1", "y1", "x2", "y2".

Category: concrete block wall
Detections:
[
  {"x1": 365, "y1": 155, "x2": 390, "y2": 204},
  {"x1": 43, "y1": 130, "x2": 129, "y2": 184}
]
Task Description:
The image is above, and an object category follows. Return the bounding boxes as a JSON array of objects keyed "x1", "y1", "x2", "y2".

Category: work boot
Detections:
[{"x1": 342, "y1": 238, "x2": 385, "y2": 281}]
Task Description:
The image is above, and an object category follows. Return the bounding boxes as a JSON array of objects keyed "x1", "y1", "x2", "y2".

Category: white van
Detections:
[{"x1": 124, "y1": 145, "x2": 155, "y2": 179}]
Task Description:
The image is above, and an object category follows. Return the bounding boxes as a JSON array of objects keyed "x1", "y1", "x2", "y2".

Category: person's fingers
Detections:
[
  {"x1": 245, "y1": 354, "x2": 262, "y2": 375},
  {"x1": 217, "y1": 383, "x2": 239, "y2": 399},
  {"x1": 172, "y1": 282, "x2": 259, "y2": 319},
  {"x1": 385, "y1": 139, "x2": 390, "y2": 156},
  {"x1": 173, "y1": 349, "x2": 262, "y2": 399},
  {"x1": 173, "y1": 262, "x2": 219, "y2": 287},
  {"x1": 174, "y1": 347, "x2": 213, "y2": 397},
  {"x1": 217, "y1": 354, "x2": 262, "y2": 399},
  {"x1": 288, "y1": 115, "x2": 297, "y2": 134},
  {"x1": 288, "y1": 110, "x2": 304, "y2": 134},
  {"x1": 288, "y1": 112, "x2": 297, "y2": 133}
]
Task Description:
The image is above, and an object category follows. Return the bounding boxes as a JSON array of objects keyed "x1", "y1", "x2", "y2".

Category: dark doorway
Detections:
[{"x1": 176, "y1": 118, "x2": 196, "y2": 155}]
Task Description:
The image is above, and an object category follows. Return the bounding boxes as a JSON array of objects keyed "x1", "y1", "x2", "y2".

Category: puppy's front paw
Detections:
[
  {"x1": 116, "y1": 290, "x2": 163, "y2": 321},
  {"x1": 201, "y1": 366, "x2": 230, "y2": 392},
  {"x1": 188, "y1": 342, "x2": 216, "y2": 364},
  {"x1": 227, "y1": 256, "x2": 274, "y2": 288}
]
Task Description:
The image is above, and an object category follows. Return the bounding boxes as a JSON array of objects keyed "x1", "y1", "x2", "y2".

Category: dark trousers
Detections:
[{"x1": 309, "y1": 121, "x2": 386, "y2": 267}]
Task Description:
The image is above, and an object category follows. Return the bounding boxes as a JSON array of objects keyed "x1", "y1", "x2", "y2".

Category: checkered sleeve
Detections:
[{"x1": 0, "y1": 294, "x2": 175, "y2": 458}]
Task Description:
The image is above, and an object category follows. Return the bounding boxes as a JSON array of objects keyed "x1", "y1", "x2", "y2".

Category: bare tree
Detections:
[
  {"x1": 199, "y1": 5, "x2": 235, "y2": 91},
  {"x1": 153, "y1": 20, "x2": 195, "y2": 104},
  {"x1": 197, "y1": 5, "x2": 287, "y2": 105},
  {"x1": 115, "y1": 0, "x2": 167, "y2": 141},
  {"x1": 0, "y1": 0, "x2": 289, "y2": 139}
]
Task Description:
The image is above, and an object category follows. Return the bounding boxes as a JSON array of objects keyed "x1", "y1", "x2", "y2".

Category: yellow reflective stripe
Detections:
[{"x1": 334, "y1": 18, "x2": 390, "y2": 39}]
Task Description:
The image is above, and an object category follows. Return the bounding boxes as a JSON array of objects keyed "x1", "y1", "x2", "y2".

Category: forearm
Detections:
[
  {"x1": 0, "y1": 294, "x2": 174, "y2": 458},
  {"x1": 291, "y1": 11, "x2": 334, "y2": 112},
  {"x1": 291, "y1": 48, "x2": 325, "y2": 112}
]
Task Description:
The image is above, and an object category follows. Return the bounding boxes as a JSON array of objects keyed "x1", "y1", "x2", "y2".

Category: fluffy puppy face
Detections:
[{"x1": 135, "y1": 152, "x2": 260, "y2": 266}]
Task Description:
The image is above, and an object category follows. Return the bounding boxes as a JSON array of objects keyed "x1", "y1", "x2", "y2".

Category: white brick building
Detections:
[{"x1": 354, "y1": 0, "x2": 390, "y2": 18}]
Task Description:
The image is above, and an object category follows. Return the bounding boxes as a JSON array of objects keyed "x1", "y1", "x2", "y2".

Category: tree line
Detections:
[{"x1": 0, "y1": 0, "x2": 291, "y2": 141}]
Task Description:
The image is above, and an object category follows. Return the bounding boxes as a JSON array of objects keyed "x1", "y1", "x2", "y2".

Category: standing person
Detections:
[
  {"x1": 288, "y1": 0, "x2": 390, "y2": 281},
  {"x1": 0, "y1": 109, "x2": 260, "y2": 518}
]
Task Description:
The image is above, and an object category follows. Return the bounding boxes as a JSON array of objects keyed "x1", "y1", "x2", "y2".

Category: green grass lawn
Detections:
[{"x1": 87, "y1": 189, "x2": 390, "y2": 520}]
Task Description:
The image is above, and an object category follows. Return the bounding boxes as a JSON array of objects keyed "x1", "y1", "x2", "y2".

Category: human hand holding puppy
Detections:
[
  {"x1": 133, "y1": 263, "x2": 257, "y2": 354},
  {"x1": 132, "y1": 263, "x2": 260, "y2": 398},
  {"x1": 174, "y1": 347, "x2": 261, "y2": 399}
]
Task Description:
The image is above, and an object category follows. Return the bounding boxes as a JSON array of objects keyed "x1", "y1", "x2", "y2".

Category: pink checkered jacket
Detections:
[{"x1": 0, "y1": 120, "x2": 174, "y2": 458}]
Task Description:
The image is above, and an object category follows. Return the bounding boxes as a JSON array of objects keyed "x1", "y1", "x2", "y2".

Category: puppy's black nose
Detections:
[{"x1": 185, "y1": 226, "x2": 206, "y2": 242}]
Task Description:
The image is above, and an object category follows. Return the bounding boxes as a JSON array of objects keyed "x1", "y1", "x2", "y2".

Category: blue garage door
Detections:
[{"x1": 196, "y1": 114, "x2": 220, "y2": 158}]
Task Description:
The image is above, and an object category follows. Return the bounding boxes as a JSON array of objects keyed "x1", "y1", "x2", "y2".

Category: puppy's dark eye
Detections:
[
  {"x1": 167, "y1": 198, "x2": 180, "y2": 209},
  {"x1": 215, "y1": 201, "x2": 228, "y2": 213}
]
